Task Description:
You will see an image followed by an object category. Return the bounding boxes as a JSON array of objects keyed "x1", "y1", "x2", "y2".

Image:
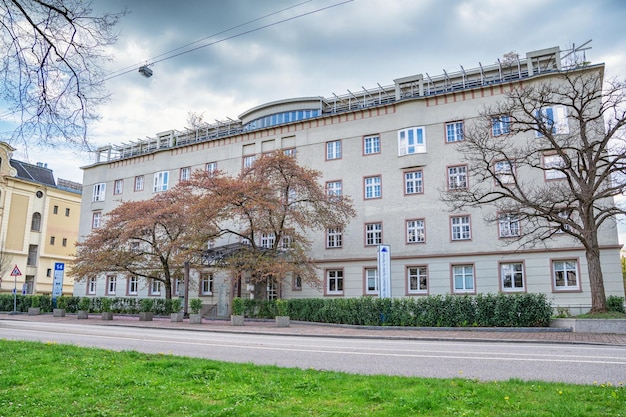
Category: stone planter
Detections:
[
  {"x1": 189, "y1": 314, "x2": 203, "y2": 324},
  {"x1": 550, "y1": 318, "x2": 626, "y2": 334},
  {"x1": 139, "y1": 312, "x2": 154, "y2": 321},
  {"x1": 77, "y1": 310, "x2": 88, "y2": 319},
  {"x1": 28, "y1": 307, "x2": 41, "y2": 316},
  {"x1": 53, "y1": 308, "x2": 66, "y2": 317},
  {"x1": 275, "y1": 315, "x2": 290, "y2": 328},
  {"x1": 101, "y1": 312, "x2": 113, "y2": 320},
  {"x1": 231, "y1": 315, "x2": 245, "y2": 326},
  {"x1": 171, "y1": 312, "x2": 184, "y2": 322}
]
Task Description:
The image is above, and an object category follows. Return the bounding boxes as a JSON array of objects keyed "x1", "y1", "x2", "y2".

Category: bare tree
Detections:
[
  {"x1": 441, "y1": 65, "x2": 626, "y2": 312},
  {"x1": 0, "y1": 0, "x2": 125, "y2": 148},
  {"x1": 0, "y1": 238, "x2": 13, "y2": 289}
]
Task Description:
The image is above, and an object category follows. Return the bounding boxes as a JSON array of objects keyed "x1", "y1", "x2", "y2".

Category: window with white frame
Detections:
[
  {"x1": 153, "y1": 171, "x2": 169, "y2": 192},
  {"x1": 544, "y1": 154, "x2": 567, "y2": 180},
  {"x1": 283, "y1": 148, "x2": 297, "y2": 157},
  {"x1": 445, "y1": 121, "x2": 464, "y2": 142},
  {"x1": 201, "y1": 273, "x2": 214, "y2": 295},
  {"x1": 364, "y1": 176, "x2": 381, "y2": 199},
  {"x1": 406, "y1": 219, "x2": 425, "y2": 243},
  {"x1": 452, "y1": 264, "x2": 475, "y2": 293},
  {"x1": 326, "y1": 180, "x2": 342, "y2": 197},
  {"x1": 404, "y1": 170, "x2": 423, "y2": 194},
  {"x1": 280, "y1": 235, "x2": 291, "y2": 250},
  {"x1": 451, "y1": 215, "x2": 471, "y2": 240},
  {"x1": 447, "y1": 165, "x2": 467, "y2": 189},
  {"x1": 365, "y1": 268, "x2": 378, "y2": 294},
  {"x1": 535, "y1": 106, "x2": 569, "y2": 136},
  {"x1": 326, "y1": 269, "x2": 343, "y2": 295},
  {"x1": 113, "y1": 179, "x2": 123, "y2": 195},
  {"x1": 106, "y1": 275, "x2": 117, "y2": 295},
  {"x1": 128, "y1": 276, "x2": 138, "y2": 295},
  {"x1": 501, "y1": 262, "x2": 525, "y2": 292},
  {"x1": 180, "y1": 167, "x2": 191, "y2": 181},
  {"x1": 498, "y1": 214, "x2": 520, "y2": 238},
  {"x1": 491, "y1": 115, "x2": 511, "y2": 136},
  {"x1": 398, "y1": 127, "x2": 426, "y2": 155},
  {"x1": 243, "y1": 154, "x2": 256, "y2": 168},
  {"x1": 494, "y1": 160, "x2": 515, "y2": 184},
  {"x1": 407, "y1": 266, "x2": 428, "y2": 294},
  {"x1": 92, "y1": 212, "x2": 102, "y2": 229},
  {"x1": 93, "y1": 183, "x2": 106, "y2": 202},
  {"x1": 150, "y1": 279, "x2": 161, "y2": 295},
  {"x1": 556, "y1": 209, "x2": 574, "y2": 233},
  {"x1": 363, "y1": 135, "x2": 380, "y2": 155},
  {"x1": 365, "y1": 223, "x2": 382, "y2": 246},
  {"x1": 134, "y1": 175, "x2": 144, "y2": 192},
  {"x1": 267, "y1": 280, "x2": 278, "y2": 300},
  {"x1": 87, "y1": 277, "x2": 97, "y2": 295},
  {"x1": 327, "y1": 227, "x2": 342, "y2": 248},
  {"x1": 326, "y1": 140, "x2": 342, "y2": 160},
  {"x1": 260, "y1": 232, "x2": 275, "y2": 248},
  {"x1": 206, "y1": 161, "x2": 217, "y2": 175},
  {"x1": 552, "y1": 259, "x2": 579, "y2": 290}
]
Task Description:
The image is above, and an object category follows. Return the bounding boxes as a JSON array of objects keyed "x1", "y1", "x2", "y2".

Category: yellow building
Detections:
[{"x1": 0, "y1": 142, "x2": 82, "y2": 295}]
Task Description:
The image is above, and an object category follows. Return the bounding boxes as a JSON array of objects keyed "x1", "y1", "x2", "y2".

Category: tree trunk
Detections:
[{"x1": 586, "y1": 242, "x2": 607, "y2": 313}]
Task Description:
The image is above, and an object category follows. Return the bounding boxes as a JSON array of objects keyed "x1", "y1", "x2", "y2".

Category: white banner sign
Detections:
[{"x1": 377, "y1": 244, "x2": 391, "y2": 298}]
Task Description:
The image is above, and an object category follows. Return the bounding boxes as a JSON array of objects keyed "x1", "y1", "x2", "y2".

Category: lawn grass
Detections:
[
  {"x1": 576, "y1": 311, "x2": 626, "y2": 319},
  {"x1": 0, "y1": 340, "x2": 624, "y2": 416}
]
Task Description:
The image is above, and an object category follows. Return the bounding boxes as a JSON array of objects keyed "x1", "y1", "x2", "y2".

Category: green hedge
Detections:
[{"x1": 239, "y1": 293, "x2": 553, "y2": 327}]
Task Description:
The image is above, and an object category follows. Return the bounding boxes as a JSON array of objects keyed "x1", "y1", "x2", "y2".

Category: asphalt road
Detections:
[{"x1": 2, "y1": 320, "x2": 625, "y2": 385}]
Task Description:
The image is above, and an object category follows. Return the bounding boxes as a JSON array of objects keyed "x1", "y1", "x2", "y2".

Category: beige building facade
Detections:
[
  {"x1": 0, "y1": 142, "x2": 81, "y2": 296},
  {"x1": 75, "y1": 46, "x2": 624, "y2": 315}
]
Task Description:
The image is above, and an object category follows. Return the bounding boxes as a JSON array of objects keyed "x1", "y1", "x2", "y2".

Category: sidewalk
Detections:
[{"x1": 2, "y1": 313, "x2": 626, "y2": 346}]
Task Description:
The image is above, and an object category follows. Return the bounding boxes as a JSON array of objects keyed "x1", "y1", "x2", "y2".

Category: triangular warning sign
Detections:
[{"x1": 10, "y1": 265, "x2": 22, "y2": 276}]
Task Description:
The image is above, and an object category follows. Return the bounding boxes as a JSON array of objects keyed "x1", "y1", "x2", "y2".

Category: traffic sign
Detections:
[{"x1": 10, "y1": 265, "x2": 22, "y2": 276}]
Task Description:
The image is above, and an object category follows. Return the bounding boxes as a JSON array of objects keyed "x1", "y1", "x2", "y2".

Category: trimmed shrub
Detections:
[{"x1": 607, "y1": 295, "x2": 625, "y2": 313}]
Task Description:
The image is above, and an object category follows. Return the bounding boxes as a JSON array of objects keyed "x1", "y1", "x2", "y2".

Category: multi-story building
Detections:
[
  {"x1": 0, "y1": 142, "x2": 82, "y2": 295},
  {"x1": 75, "y1": 46, "x2": 624, "y2": 315}
]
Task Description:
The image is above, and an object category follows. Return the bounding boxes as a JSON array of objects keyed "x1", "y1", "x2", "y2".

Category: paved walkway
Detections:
[{"x1": 2, "y1": 313, "x2": 626, "y2": 346}]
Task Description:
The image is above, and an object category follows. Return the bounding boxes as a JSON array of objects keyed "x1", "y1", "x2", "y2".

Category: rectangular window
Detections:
[
  {"x1": 87, "y1": 277, "x2": 97, "y2": 295},
  {"x1": 451, "y1": 216, "x2": 471, "y2": 241},
  {"x1": 243, "y1": 154, "x2": 256, "y2": 168},
  {"x1": 501, "y1": 262, "x2": 525, "y2": 292},
  {"x1": 65, "y1": 208, "x2": 70, "y2": 217},
  {"x1": 150, "y1": 279, "x2": 161, "y2": 296},
  {"x1": 544, "y1": 154, "x2": 567, "y2": 180},
  {"x1": 447, "y1": 165, "x2": 467, "y2": 190},
  {"x1": 398, "y1": 127, "x2": 426, "y2": 155},
  {"x1": 491, "y1": 115, "x2": 511, "y2": 136},
  {"x1": 106, "y1": 275, "x2": 117, "y2": 295},
  {"x1": 553, "y1": 259, "x2": 580, "y2": 291},
  {"x1": 364, "y1": 176, "x2": 381, "y2": 199},
  {"x1": 201, "y1": 273, "x2": 214, "y2": 295},
  {"x1": 326, "y1": 269, "x2": 344, "y2": 295},
  {"x1": 407, "y1": 266, "x2": 428, "y2": 294},
  {"x1": 283, "y1": 148, "x2": 297, "y2": 157},
  {"x1": 293, "y1": 275, "x2": 302, "y2": 291},
  {"x1": 365, "y1": 268, "x2": 378, "y2": 295},
  {"x1": 128, "y1": 276, "x2": 138, "y2": 295},
  {"x1": 62, "y1": 238, "x2": 67, "y2": 247},
  {"x1": 365, "y1": 223, "x2": 382, "y2": 246},
  {"x1": 326, "y1": 180, "x2": 342, "y2": 197},
  {"x1": 494, "y1": 160, "x2": 515, "y2": 184},
  {"x1": 27, "y1": 245, "x2": 38, "y2": 266},
  {"x1": 93, "y1": 183, "x2": 106, "y2": 202},
  {"x1": 49, "y1": 236, "x2": 55, "y2": 245},
  {"x1": 404, "y1": 170, "x2": 423, "y2": 194},
  {"x1": 406, "y1": 219, "x2": 425, "y2": 243},
  {"x1": 452, "y1": 264, "x2": 475, "y2": 293},
  {"x1": 92, "y1": 212, "x2": 102, "y2": 229},
  {"x1": 134, "y1": 175, "x2": 144, "y2": 192},
  {"x1": 363, "y1": 135, "x2": 380, "y2": 155},
  {"x1": 180, "y1": 167, "x2": 191, "y2": 181},
  {"x1": 556, "y1": 210, "x2": 573, "y2": 233},
  {"x1": 326, "y1": 140, "x2": 342, "y2": 160},
  {"x1": 53, "y1": 205, "x2": 58, "y2": 214},
  {"x1": 206, "y1": 161, "x2": 217, "y2": 175},
  {"x1": 326, "y1": 227, "x2": 342, "y2": 248},
  {"x1": 498, "y1": 214, "x2": 520, "y2": 238},
  {"x1": 260, "y1": 232, "x2": 275, "y2": 249},
  {"x1": 153, "y1": 171, "x2": 169, "y2": 192},
  {"x1": 114, "y1": 179, "x2": 123, "y2": 195},
  {"x1": 445, "y1": 121, "x2": 464, "y2": 142},
  {"x1": 536, "y1": 106, "x2": 569, "y2": 136}
]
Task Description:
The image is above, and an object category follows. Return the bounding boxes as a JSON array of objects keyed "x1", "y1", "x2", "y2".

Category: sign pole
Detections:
[{"x1": 10, "y1": 264, "x2": 22, "y2": 315}]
